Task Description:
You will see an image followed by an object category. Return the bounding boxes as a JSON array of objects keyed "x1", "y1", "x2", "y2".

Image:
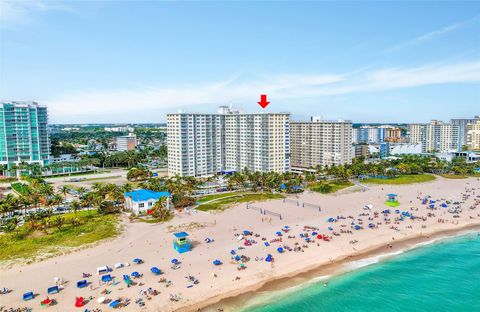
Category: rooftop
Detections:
[{"x1": 124, "y1": 189, "x2": 170, "y2": 202}]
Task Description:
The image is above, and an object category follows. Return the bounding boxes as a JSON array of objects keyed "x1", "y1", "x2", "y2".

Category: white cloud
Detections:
[
  {"x1": 44, "y1": 61, "x2": 480, "y2": 122},
  {"x1": 385, "y1": 15, "x2": 479, "y2": 53},
  {"x1": 0, "y1": 0, "x2": 74, "y2": 25}
]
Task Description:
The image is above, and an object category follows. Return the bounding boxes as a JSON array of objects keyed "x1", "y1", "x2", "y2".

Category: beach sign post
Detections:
[{"x1": 173, "y1": 232, "x2": 191, "y2": 253}]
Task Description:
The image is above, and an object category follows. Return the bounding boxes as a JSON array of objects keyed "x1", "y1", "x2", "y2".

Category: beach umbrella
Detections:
[
  {"x1": 312, "y1": 231, "x2": 317, "y2": 236},
  {"x1": 230, "y1": 250, "x2": 236, "y2": 255},
  {"x1": 150, "y1": 267, "x2": 161, "y2": 275},
  {"x1": 234, "y1": 255, "x2": 241, "y2": 261},
  {"x1": 354, "y1": 225, "x2": 361, "y2": 230},
  {"x1": 277, "y1": 247, "x2": 284, "y2": 253},
  {"x1": 213, "y1": 260, "x2": 222, "y2": 266},
  {"x1": 265, "y1": 254, "x2": 273, "y2": 262},
  {"x1": 171, "y1": 258, "x2": 179, "y2": 264},
  {"x1": 243, "y1": 230, "x2": 251, "y2": 236},
  {"x1": 97, "y1": 297, "x2": 106, "y2": 304},
  {"x1": 132, "y1": 258, "x2": 143, "y2": 264},
  {"x1": 264, "y1": 242, "x2": 270, "y2": 247},
  {"x1": 276, "y1": 231, "x2": 282, "y2": 236},
  {"x1": 317, "y1": 234, "x2": 323, "y2": 239},
  {"x1": 327, "y1": 218, "x2": 335, "y2": 222},
  {"x1": 131, "y1": 271, "x2": 141, "y2": 278},
  {"x1": 109, "y1": 300, "x2": 121, "y2": 308},
  {"x1": 328, "y1": 227, "x2": 333, "y2": 231},
  {"x1": 75, "y1": 297, "x2": 84, "y2": 307}
]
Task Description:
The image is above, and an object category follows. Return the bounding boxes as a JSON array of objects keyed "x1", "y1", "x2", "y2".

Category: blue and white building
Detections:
[
  {"x1": 353, "y1": 126, "x2": 387, "y2": 144},
  {"x1": 124, "y1": 189, "x2": 171, "y2": 215}
]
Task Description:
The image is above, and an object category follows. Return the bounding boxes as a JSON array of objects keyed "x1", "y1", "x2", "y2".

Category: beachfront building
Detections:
[
  {"x1": 167, "y1": 106, "x2": 290, "y2": 177},
  {"x1": 124, "y1": 189, "x2": 171, "y2": 215},
  {"x1": 0, "y1": 101, "x2": 50, "y2": 170},
  {"x1": 352, "y1": 125, "x2": 402, "y2": 144},
  {"x1": 466, "y1": 120, "x2": 480, "y2": 150},
  {"x1": 385, "y1": 127, "x2": 403, "y2": 142},
  {"x1": 451, "y1": 116, "x2": 480, "y2": 147},
  {"x1": 116, "y1": 133, "x2": 138, "y2": 151},
  {"x1": 408, "y1": 120, "x2": 460, "y2": 153},
  {"x1": 290, "y1": 117, "x2": 352, "y2": 171}
]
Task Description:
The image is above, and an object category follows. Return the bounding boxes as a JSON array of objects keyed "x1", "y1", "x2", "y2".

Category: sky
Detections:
[{"x1": 0, "y1": 1, "x2": 479, "y2": 124}]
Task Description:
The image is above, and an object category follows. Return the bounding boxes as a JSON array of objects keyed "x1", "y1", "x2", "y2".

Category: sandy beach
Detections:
[{"x1": 1, "y1": 176, "x2": 480, "y2": 312}]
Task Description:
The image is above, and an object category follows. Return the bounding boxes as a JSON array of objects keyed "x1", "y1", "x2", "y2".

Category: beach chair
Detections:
[
  {"x1": 101, "y1": 274, "x2": 113, "y2": 283},
  {"x1": 23, "y1": 291, "x2": 34, "y2": 301},
  {"x1": 76, "y1": 280, "x2": 88, "y2": 288},
  {"x1": 132, "y1": 258, "x2": 143, "y2": 264},
  {"x1": 47, "y1": 286, "x2": 59, "y2": 294},
  {"x1": 123, "y1": 274, "x2": 132, "y2": 286}
]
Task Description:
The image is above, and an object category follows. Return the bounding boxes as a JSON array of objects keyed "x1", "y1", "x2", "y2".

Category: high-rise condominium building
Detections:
[
  {"x1": 466, "y1": 120, "x2": 480, "y2": 151},
  {"x1": 290, "y1": 117, "x2": 352, "y2": 170},
  {"x1": 451, "y1": 116, "x2": 480, "y2": 147},
  {"x1": 408, "y1": 120, "x2": 459, "y2": 153},
  {"x1": 167, "y1": 107, "x2": 290, "y2": 177},
  {"x1": 0, "y1": 101, "x2": 50, "y2": 168},
  {"x1": 352, "y1": 126, "x2": 387, "y2": 144}
]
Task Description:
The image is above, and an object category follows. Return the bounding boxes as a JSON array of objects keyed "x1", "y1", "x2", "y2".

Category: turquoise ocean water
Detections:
[{"x1": 241, "y1": 233, "x2": 480, "y2": 312}]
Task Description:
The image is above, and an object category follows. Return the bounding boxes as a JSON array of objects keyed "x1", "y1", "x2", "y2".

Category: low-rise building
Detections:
[
  {"x1": 124, "y1": 189, "x2": 171, "y2": 215},
  {"x1": 116, "y1": 133, "x2": 138, "y2": 151}
]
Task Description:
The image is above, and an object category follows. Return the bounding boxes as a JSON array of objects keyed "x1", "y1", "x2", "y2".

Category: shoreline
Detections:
[{"x1": 178, "y1": 222, "x2": 480, "y2": 312}]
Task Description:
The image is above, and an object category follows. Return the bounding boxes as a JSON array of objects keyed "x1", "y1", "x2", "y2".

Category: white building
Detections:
[
  {"x1": 290, "y1": 118, "x2": 352, "y2": 170},
  {"x1": 466, "y1": 120, "x2": 480, "y2": 151},
  {"x1": 167, "y1": 107, "x2": 290, "y2": 177},
  {"x1": 389, "y1": 143, "x2": 423, "y2": 155},
  {"x1": 123, "y1": 189, "x2": 171, "y2": 215},
  {"x1": 116, "y1": 133, "x2": 138, "y2": 151},
  {"x1": 409, "y1": 120, "x2": 459, "y2": 153},
  {"x1": 451, "y1": 116, "x2": 480, "y2": 147}
]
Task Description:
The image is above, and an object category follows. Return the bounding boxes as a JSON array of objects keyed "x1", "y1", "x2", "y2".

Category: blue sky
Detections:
[{"x1": 0, "y1": 1, "x2": 479, "y2": 124}]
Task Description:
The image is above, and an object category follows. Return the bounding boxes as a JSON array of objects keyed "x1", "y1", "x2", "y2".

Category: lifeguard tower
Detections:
[
  {"x1": 173, "y1": 232, "x2": 191, "y2": 253},
  {"x1": 385, "y1": 193, "x2": 400, "y2": 207}
]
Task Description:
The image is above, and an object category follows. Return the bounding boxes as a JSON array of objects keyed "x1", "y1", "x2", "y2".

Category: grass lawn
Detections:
[
  {"x1": 438, "y1": 174, "x2": 468, "y2": 179},
  {"x1": 363, "y1": 174, "x2": 436, "y2": 185},
  {"x1": 309, "y1": 180, "x2": 354, "y2": 194},
  {"x1": 10, "y1": 182, "x2": 30, "y2": 196},
  {"x1": 196, "y1": 191, "x2": 243, "y2": 203},
  {"x1": 0, "y1": 210, "x2": 120, "y2": 262},
  {"x1": 196, "y1": 192, "x2": 284, "y2": 211}
]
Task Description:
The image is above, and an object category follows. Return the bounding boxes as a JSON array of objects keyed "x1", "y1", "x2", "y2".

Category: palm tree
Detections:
[
  {"x1": 151, "y1": 197, "x2": 171, "y2": 221},
  {"x1": 70, "y1": 200, "x2": 81, "y2": 216},
  {"x1": 76, "y1": 186, "x2": 88, "y2": 198},
  {"x1": 49, "y1": 194, "x2": 64, "y2": 210},
  {"x1": 59, "y1": 185, "x2": 70, "y2": 198}
]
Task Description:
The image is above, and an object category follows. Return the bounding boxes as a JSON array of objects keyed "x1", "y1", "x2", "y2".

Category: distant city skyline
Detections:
[{"x1": 1, "y1": 1, "x2": 479, "y2": 123}]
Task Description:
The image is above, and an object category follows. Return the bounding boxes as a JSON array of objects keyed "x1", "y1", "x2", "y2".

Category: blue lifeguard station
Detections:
[
  {"x1": 385, "y1": 194, "x2": 400, "y2": 207},
  {"x1": 173, "y1": 232, "x2": 191, "y2": 253}
]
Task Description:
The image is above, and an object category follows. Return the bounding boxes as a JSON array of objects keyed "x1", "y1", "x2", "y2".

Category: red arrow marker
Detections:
[{"x1": 257, "y1": 94, "x2": 270, "y2": 109}]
